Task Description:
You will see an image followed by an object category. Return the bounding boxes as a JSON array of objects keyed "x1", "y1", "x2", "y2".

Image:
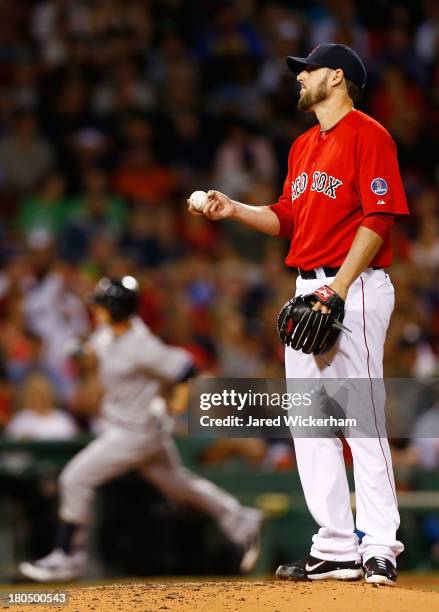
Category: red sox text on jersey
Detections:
[{"x1": 291, "y1": 171, "x2": 343, "y2": 201}]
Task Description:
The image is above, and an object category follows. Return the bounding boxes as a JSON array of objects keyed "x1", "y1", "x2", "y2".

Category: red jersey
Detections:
[{"x1": 270, "y1": 109, "x2": 409, "y2": 270}]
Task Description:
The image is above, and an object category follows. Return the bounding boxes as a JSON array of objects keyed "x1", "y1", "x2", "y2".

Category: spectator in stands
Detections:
[
  {"x1": 15, "y1": 172, "x2": 70, "y2": 242},
  {"x1": 61, "y1": 167, "x2": 127, "y2": 262},
  {"x1": 113, "y1": 145, "x2": 177, "y2": 204},
  {"x1": 5, "y1": 328, "x2": 64, "y2": 399},
  {"x1": 4, "y1": 372, "x2": 77, "y2": 440},
  {"x1": 307, "y1": 0, "x2": 369, "y2": 57},
  {"x1": 212, "y1": 121, "x2": 277, "y2": 200},
  {"x1": 22, "y1": 254, "x2": 90, "y2": 398},
  {"x1": 0, "y1": 111, "x2": 54, "y2": 195},
  {"x1": 258, "y1": 7, "x2": 301, "y2": 95},
  {"x1": 415, "y1": 0, "x2": 439, "y2": 70},
  {"x1": 169, "y1": 112, "x2": 212, "y2": 175},
  {"x1": 370, "y1": 64, "x2": 425, "y2": 149},
  {"x1": 410, "y1": 189, "x2": 439, "y2": 269}
]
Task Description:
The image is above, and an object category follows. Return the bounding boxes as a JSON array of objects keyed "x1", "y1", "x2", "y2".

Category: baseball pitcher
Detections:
[{"x1": 188, "y1": 44, "x2": 409, "y2": 586}]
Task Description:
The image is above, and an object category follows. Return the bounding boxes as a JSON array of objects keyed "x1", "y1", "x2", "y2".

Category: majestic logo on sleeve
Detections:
[
  {"x1": 371, "y1": 178, "x2": 388, "y2": 196},
  {"x1": 291, "y1": 171, "x2": 343, "y2": 201}
]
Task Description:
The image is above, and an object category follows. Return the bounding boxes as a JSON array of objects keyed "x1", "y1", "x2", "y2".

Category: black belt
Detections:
[
  {"x1": 298, "y1": 267, "x2": 340, "y2": 279},
  {"x1": 298, "y1": 266, "x2": 383, "y2": 279}
]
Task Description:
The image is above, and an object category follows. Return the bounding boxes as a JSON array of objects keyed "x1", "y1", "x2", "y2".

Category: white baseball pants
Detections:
[{"x1": 285, "y1": 268, "x2": 404, "y2": 565}]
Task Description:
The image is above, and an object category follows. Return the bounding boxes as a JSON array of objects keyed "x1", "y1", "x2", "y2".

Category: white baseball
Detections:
[{"x1": 189, "y1": 190, "x2": 208, "y2": 211}]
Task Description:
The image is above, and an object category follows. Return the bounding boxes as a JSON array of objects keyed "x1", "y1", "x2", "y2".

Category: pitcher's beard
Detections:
[{"x1": 297, "y1": 79, "x2": 329, "y2": 111}]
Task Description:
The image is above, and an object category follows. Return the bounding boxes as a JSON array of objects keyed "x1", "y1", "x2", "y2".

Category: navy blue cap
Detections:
[{"x1": 287, "y1": 43, "x2": 367, "y2": 89}]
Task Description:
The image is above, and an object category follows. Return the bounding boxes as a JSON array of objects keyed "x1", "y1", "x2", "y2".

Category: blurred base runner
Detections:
[{"x1": 19, "y1": 277, "x2": 263, "y2": 582}]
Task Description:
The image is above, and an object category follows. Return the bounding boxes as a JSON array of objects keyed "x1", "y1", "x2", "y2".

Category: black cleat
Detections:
[
  {"x1": 276, "y1": 555, "x2": 363, "y2": 581},
  {"x1": 363, "y1": 556, "x2": 397, "y2": 586}
]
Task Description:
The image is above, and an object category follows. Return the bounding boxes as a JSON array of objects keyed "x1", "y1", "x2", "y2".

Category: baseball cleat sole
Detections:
[
  {"x1": 364, "y1": 574, "x2": 396, "y2": 587},
  {"x1": 276, "y1": 568, "x2": 363, "y2": 581}
]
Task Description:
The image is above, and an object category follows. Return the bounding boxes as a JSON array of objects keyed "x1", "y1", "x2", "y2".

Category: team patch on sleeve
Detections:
[{"x1": 371, "y1": 178, "x2": 388, "y2": 196}]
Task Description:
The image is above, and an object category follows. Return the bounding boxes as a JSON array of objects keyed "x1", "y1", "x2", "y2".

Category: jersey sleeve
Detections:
[
  {"x1": 269, "y1": 147, "x2": 294, "y2": 239},
  {"x1": 360, "y1": 212, "x2": 395, "y2": 238},
  {"x1": 138, "y1": 331, "x2": 193, "y2": 382},
  {"x1": 356, "y1": 125, "x2": 409, "y2": 218}
]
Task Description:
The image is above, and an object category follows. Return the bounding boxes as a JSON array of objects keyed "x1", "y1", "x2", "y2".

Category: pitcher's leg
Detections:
[
  {"x1": 350, "y1": 436, "x2": 403, "y2": 565},
  {"x1": 294, "y1": 436, "x2": 359, "y2": 561},
  {"x1": 285, "y1": 320, "x2": 358, "y2": 562}
]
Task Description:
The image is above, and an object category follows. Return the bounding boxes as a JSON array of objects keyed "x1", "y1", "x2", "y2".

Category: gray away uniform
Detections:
[{"x1": 59, "y1": 317, "x2": 249, "y2": 545}]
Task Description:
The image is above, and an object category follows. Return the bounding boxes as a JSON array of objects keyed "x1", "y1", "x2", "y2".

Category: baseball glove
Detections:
[{"x1": 277, "y1": 285, "x2": 347, "y2": 355}]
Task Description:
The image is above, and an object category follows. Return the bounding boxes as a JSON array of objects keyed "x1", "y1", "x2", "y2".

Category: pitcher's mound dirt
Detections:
[{"x1": 33, "y1": 579, "x2": 439, "y2": 612}]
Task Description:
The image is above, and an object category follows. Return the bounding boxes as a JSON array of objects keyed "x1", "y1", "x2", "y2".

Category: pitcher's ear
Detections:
[{"x1": 330, "y1": 68, "x2": 345, "y2": 87}]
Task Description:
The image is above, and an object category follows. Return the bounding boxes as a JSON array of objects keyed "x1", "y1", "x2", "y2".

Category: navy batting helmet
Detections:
[{"x1": 92, "y1": 276, "x2": 140, "y2": 321}]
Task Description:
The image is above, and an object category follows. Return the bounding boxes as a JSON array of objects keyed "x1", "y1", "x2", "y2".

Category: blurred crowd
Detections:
[{"x1": 0, "y1": 0, "x2": 438, "y2": 466}]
